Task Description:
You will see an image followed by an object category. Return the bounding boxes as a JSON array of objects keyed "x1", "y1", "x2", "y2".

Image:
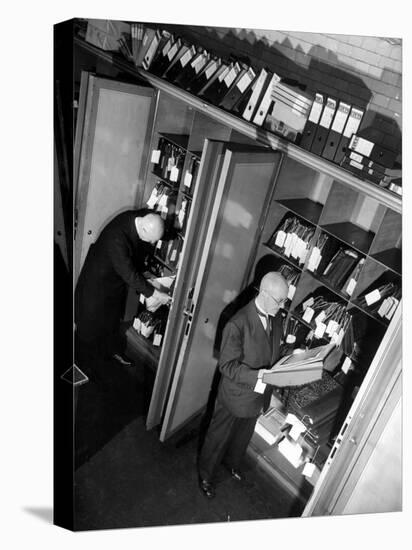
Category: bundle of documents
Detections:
[
  {"x1": 262, "y1": 343, "x2": 335, "y2": 387},
  {"x1": 356, "y1": 282, "x2": 401, "y2": 321},
  {"x1": 263, "y1": 82, "x2": 313, "y2": 142},
  {"x1": 268, "y1": 216, "x2": 315, "y2": 265}
]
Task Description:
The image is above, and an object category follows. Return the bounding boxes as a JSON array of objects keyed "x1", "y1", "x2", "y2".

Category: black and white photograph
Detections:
[
  {"x1": 53, "y1": 12, "x2": 404, "y2": 531},
  {"x1": 2, "y1": 1, "x2": 409, "y2": 547}
]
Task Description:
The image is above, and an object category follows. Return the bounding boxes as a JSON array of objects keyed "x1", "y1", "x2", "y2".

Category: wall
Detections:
[{"x1": 163, "y1": 25, "x2": 402, "y2": 163}]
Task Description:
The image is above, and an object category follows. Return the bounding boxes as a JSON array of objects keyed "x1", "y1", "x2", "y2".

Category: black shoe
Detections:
[
  {"x1": 198, "y1": 478, "x2": 215, "y2": 499},
  {"x1": 112, "y1": 353, "x2": 132, "y2": 366},
  {"x1": 229, "y1": 468, "x2": 243, "y2": 482}
]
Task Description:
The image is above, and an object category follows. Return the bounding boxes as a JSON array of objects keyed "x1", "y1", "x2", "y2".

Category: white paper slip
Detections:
[
  {"x1": 289, "y1": 421, "x2": 306, "y2": 441},
  {"x1": 307, "y1": 247, "x2": 321, "y2": 272},
  {"x1": 286, "y1": 334, "x2": 296, "y2": 344},
  {"x1": 150, "y1": 149, "x2": 161, "y2": 163},
  {"x1": 254, "y1": 377, "x2": 266, "y2": 394},
  {"x1": 153, "y1": 334, "x2": 162, "y2": 347},
  {"x1": 133, "y1": 317, "x2": 141, "y2": 331},
  {"x1": 303, "y1": 307, "x2": 314, "y2": 323},
  {"x1": 287, "y1": 284, "x2": 296, "y2": 301},
  {"x1": 275, "y1": 230, "x2": 287, "y2": 248},
  {"x1": 170, "y1": 249, "x2": 177, "y2": 262},
  {"x1": 302, "y1": 297, "x2": 314, "y2": 310},
  {"x1": 278, "y1": 438, "x2": 303, "y2": 468},
  {"x1": 315, "y1": 311, "x2": 326, "y2": 325},
  {"x1": 314, "y1": 322, "x2": 326, "y2": 339},
  {"x1": 302, "y1": 462, "x2": 316, "y2": 478},
  {"x1": 365, "y1": 289, "x2": 381, "y2": 306},
  {"x1": 346, "y1": 278, "x2": 357, "y2": 296},
  {"x1": 342, "y1": 356, "x2": 352, "y2": 374},
  {"x1": 184, "y1": 172, "x2": 192, "y2": 188},
  {"x1": 139, "y1": 294, "x2": 145, "y2": 304},
  {"x1": 170, "y1": 166, "x2": 179, "y2": 182}
]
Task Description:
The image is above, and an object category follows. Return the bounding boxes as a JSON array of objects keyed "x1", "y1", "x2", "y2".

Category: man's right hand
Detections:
[{"x1": 145, "y1": 289, "x2": 171, "y2": 312}]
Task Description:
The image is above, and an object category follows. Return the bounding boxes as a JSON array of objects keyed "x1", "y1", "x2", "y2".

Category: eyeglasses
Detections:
[{"x1": 262, "y1": 290, "x2": 287, "y2": 307}]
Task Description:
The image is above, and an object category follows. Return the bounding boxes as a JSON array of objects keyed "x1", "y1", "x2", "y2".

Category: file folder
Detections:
[
  {"x1": 142, "y1": 30, "x2": 166, "y2": 71},
  {"x1": 322, "y1": 101, "x2": 351, "y2": 161},
  {"x1": 241, "y1": 68, "x2": 269, "y2": 121},
  {"x1": 187, "y1": 57, "x2": 221, "y2": 94},
  {"x1": 333, "y1": 106, "x2": 364, "y2": 164},
  {"x1": 299, "y1": 93, "x2": 323, "y2": 151},
  {"x1": 164, "y1": 44, "x2": 197, "y2": 83},
  {"x1": 219, "y1": 67, "x2": 256, "y2": 111},
  {"x1": 148, "y1": 36, "x2": 180, "y2": 76},
  {"x1": 253, "y1": 72, "x2": 281, "y2": 126},
  {"x1": 135, "y1": 27, "x2": 158, "y2": 67},
  {"x1": 198, "y1": 62, "x2": 230, "y2": 98},
  {"x1": 201, "y1": 62, "x2": 240, "y2": 105},
  {"x1": 311, "y1": 97, "x2": 337, "y2": 156}
]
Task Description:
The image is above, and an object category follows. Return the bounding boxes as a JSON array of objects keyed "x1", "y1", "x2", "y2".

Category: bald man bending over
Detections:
[
  {"x1": 75, "y1": 209, "x2": 170, "y2": 371},
  {"x1": 198, "y1": 272, "x2": 289, "y2": 498}
]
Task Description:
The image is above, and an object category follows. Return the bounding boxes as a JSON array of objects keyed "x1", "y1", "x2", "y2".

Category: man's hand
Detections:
[{"x1": 145, "y1": 289, "x2": 171, "y2": 312}]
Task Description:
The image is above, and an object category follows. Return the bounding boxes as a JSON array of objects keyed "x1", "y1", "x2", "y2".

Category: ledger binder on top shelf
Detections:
[
  {"x1": 262, "y1": 343, "x2": 335, "y2": 387},
  {"x1": 253, "y1": 72, "x2": 281, "y2": 126},
  {"x1": 333, "y1": 106, "x2": 364, "y2": 164},
  {"x1": 311, "y1": 97, "x2": 337, "y2": 156},
  {"x1": 135, "y1": 27, "x2": 158, "y2": 67},
  {"x1": 187, "y1": 57, "x2": 221, "y2": 94},
  {"x1": 219, "y1": 66, "x2": 256, "y2": 111},
  {"x1": 299, "y1": 93, "x2": 323, "y2": 151},
  {"x1": 322, "y1": 101, "x2": 351, "y2": 161},
  {"x1": 242, "y1": 68, "x2": 269, "y2": 121},
  {"x1": 163, "y1": 44, "x2": 197, "y2": 83}
]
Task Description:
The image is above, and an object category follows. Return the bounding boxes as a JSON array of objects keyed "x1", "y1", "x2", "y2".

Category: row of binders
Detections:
[
  {"x1": 123, "y1": 27, "x2": 313, "y2": 142},
  {"x1": 123, "y1": 26, "x2": 400, "y2": 192}
]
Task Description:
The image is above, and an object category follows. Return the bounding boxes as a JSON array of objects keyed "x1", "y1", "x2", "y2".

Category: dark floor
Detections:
[{"x1": 74, "y1": 358, "x2": 303, "y2": 531}]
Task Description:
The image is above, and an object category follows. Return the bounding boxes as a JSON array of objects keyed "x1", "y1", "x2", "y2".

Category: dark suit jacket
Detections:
[
  {"x1": 217, "y1": 300, "x2": 282, "y2": 418},
  {"x1": 75, "y1": 209, "x2": 155, "y2": 342}
]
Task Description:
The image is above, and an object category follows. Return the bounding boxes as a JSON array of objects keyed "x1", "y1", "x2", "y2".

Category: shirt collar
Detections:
[{"x1": 255, "y1": 298, "x2": 269, "y2": 318}]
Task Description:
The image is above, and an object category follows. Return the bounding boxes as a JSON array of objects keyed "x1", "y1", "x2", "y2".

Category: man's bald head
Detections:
[
  {"x1": 257, "y1": 271, "x2": 289, "y2": 316},
  {"x1": 136, "y1": 213, "x2": 165, "y2": 244}
]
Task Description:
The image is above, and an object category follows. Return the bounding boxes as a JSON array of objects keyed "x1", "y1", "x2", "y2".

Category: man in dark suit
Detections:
[
  {"x1": 75, "y1": 209, "x2": 170, "y2": 371},
  {"x1": 198, "y1": 272, "x2": 289, "y2": 498}
]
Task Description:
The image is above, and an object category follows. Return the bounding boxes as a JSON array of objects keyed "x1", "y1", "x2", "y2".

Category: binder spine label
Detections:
[
  {"x1": 243, "y1": 69, "x2": 268, "y2": 121},
  {"x1": 331, "y1": 102, "x2": 351, "y2": 133},
  {"x1": 343, "y1": 107, "x2": 364, "y2": 138},
  {"x1": 218, "y1": 65, "x2": 231, "y2": 82},
  {"x1": 224, "y1": 65, "x2": 238, "y2": 88},
  {"x1": 205, "y1": 60, "x2": 218, "y2": 79},
  {"x1": 180, "y1": 46, "x2": 196, "y2": 67},
  {"x1": 194, "y1": 53, "x2": 208, "y2": 74},
  {"x1": 167, "y1": 40, "x2": 180, "y2": 60},
  {"x1": 319, "y1": 98, "x2": 337, "y2": 128},
  {"x1": 349, "y1": 151, "x2": 364, "y2": 163},
  {"x1": 162, "y1": 37, "x2": 173, "y2": 57},
  {"x1": 349, "y1": 135, "x2": 374, "y2": 156},
  {"x1": 237, "y1": 68, "x2": 255, "y2": 93},
  {"x1": 308, "y1": 93, "x2": 324, "y2": 123},
  {"x1": 253, "y1": 73, "x2": 281, "y2": 126}
]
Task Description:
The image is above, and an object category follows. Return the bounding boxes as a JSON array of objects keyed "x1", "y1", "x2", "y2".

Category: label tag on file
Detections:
[
  {"x1": 319, "y1": 98, "x2": 337, "y2": 129},
  {"x1": 151, "y1": 150, "x2": 161, "y2": 164},
  {"x1": 153, "y1": 334, "x2": 162, "y2": 347},
  {"x1": 303, "y1": 307, "x2": 314, "y2": 323},
  {"x1": 326, "y1": 320, "x2": 338, "y2": 336},
  {"x1": 307, "y1": 247, "x2": 321, "y2": 272},
  {"x1": 167, "y1": 42, "x2": 179, "y2": 61},
  {"x1": 205, "y1": 60, "x2": 218, "y2": 80},
  {"x1": 275, "y1": 230, "x2": 287, "y2": 248},
  {"x1": 303, "y1": 462, "x2": 316, "y2": 478},
  {"x1": 302, "y1": 297, "x2": 314, "y2": 310},
  {"x1": 237, "y1": 69, "x2": 254, "y2": 93},
  {"x1": 308, "y1": 93, "x2": 323, "y2": 124},
  {"x1": 365, "y1": 289, "x2": 381, "y2": 306},
  {"x1": 146, "y1": 190, "x2": 159, "y2": 209},
  {"x1": 170, "y1": 166, "x2": 179, "y2": 182},
  {"x1": 184, "y1": 172, "x2": 192, "y2": 188},
  {"x1": 314, "y1": 321, "x2": 326, "y2": 339},
  {"x1": 161, "y1": 206, "x2": 168, "y2": 219},
  {"x1": 139, "y1": 294, "x2": 145, "y2": 304},
  {"x1": 346, "y1": 278, "x2": 357, "y2": 296},
  {"x1": 288, "y1": 284, "x2": 296, "y2": 301},
  {"x1": 133, "y1": 317, "x2": 141, "y2": 332},
  {"x1": 315, "y1": 310, "x2": 326, "y2": 325},
  {"x1": 156, "y1": 239, "x2": 162, "y2": 249},
  {"x1": 342, "y1": 356, "x2": 352, "y2": 374},
  {"x1": 286, "y1": 334, "x2": 296, "y2": 344},
  {"x1": 170, "y1": 248, "x2": 177, "y2": 262}
]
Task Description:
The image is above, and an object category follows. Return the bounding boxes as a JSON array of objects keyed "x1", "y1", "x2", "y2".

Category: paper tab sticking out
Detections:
[
  {"x1": 365, "y1": 289, "x2": 381, "y2": 306},
  {"x1": 278, "y1": 438, "x2": 303, "y2": 468},
  {"x1": 302, "y1": 461, "x2": 316, "y2": 478},
  {"x1": 150, "y1": 149, "x2": 161, "y2": 164}
]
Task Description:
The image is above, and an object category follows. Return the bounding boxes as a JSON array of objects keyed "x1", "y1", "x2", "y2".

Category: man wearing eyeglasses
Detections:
[{"x1": 198, "y1": 271, "x2": 289, "y2": 498}]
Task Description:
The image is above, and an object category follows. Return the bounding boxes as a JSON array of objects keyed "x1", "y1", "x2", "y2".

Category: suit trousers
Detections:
[{"x1": 198, "y1": 398, "x2": 258, "y2": 482}]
